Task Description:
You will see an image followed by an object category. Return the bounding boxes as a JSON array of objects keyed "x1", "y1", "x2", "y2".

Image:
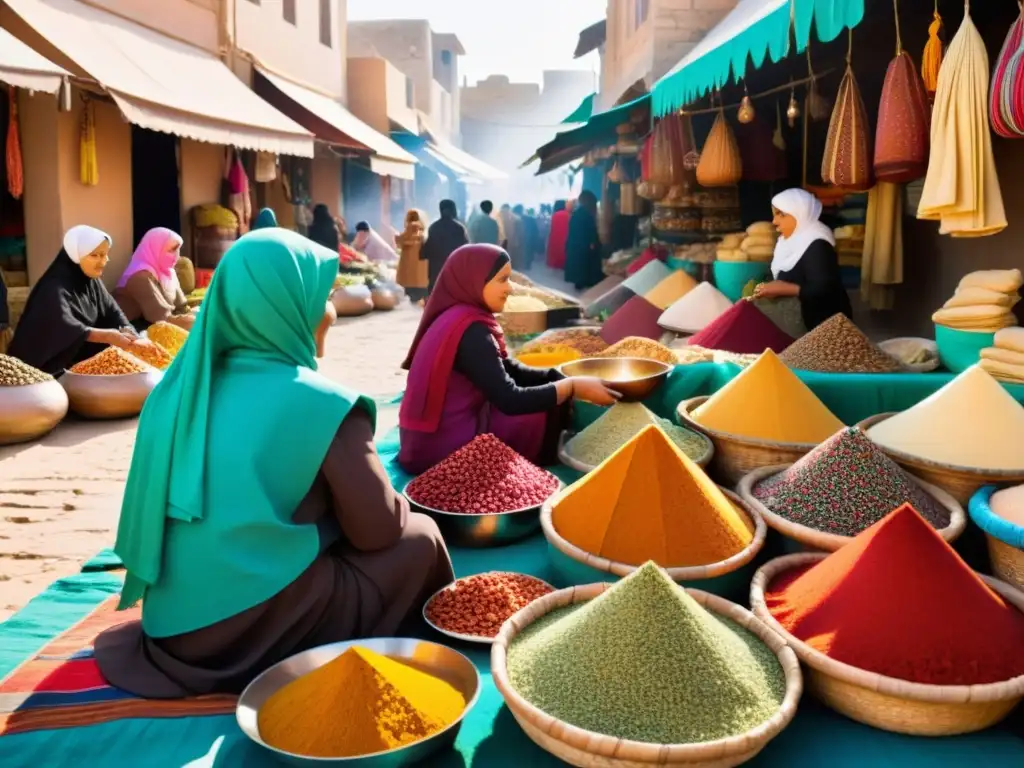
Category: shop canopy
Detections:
[
  {"x1": 574, "y1": 20, "x2": 606, "y2": 59},
  {"x1": 254, "y1": 67, "x2": 416, "y2": 181},
  {"x1": 0, "y1": 26, "x2": 68, "y2": 94},
  {"x1": 5, "y1": 0, "x2": 314, "y2": 157},
  {"x1": 651, "y1": 0, "x2": 865, "y2": 117},
  {"x1": 561, "y1": 93, "x2": 595, "y2": 125},
  {"x1": 413, "y1": 112, "x2": 506, "y2": 182}
]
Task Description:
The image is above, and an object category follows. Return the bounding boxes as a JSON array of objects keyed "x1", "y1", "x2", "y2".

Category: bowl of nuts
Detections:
[
  {"x1": 60, "y1": 347, "x2": 163, "y2": 419},
  {"x1": 0, "y1": 355, "x2": 69, "y2": 445}
]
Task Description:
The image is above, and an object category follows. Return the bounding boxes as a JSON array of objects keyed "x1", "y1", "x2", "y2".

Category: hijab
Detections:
[
  {"x1": 253, "y1": 207, "x2": 278, "y2": 230},
  {"x1": 770, "y1": 188, "x2": 836, "y2": 278},
  {"x1": 63, "y1": 225, "x2": 111, "y2": 264},
  {"x1": 113, "y1": 230, "x2": 372, "y2": 626},
  {"x1": 117, "y1": 228, "x2": 182, "y2": 291},
  {"x1": 399, "y1": 244, "x2": 509, "y2": 432}
]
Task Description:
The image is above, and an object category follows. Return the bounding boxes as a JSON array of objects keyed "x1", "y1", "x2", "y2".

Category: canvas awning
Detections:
[
  {"x1": 5, "y1": 0, "x2": 314, "y2": 156},
  {"x1": 254, "y1": 67, "x2": 416, "y2": 181},
  {"x1": 427, "y1": 139, "x2": 506, "y2": 181},
  {"x1": 651, "y1": 0, "x2": 864, "y2": 116},
  {"x1": 0, "y1": 27, "x2": 68, "y2": 93},
  {"x1": 561, "y1": 93, "x2": 595, "y2": 125},
  {"x1": 574, "y1": 20, "x2": 606, "y2": 59}
]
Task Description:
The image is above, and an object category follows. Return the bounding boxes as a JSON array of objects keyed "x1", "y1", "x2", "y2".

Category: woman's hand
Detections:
[
  {"x1": 752, "y1": 280, "x2": 798, "y2": 300},
  {"x1": 127, "y1": 337, "x2": 158, "y2": 354},
  {"x1": 570, "y1": 377, "x2": 621, "y2": 406}
]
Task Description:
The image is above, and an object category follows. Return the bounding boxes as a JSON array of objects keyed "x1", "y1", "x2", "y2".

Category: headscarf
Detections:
[
  {"x1": 113, "y1": 229, "x2": 366, "y2": 617},
  {"x1": 400, "y1": 245, "x2": 509, "y2": 432},
  {"x1": 116, "y1": 228, "x2": 182, "y2": 290},
  {"x1": 253, "y1": 208, "x2": 278, "y2": 230},
  {"x1": 770, "y1": 188, "x2": 836, "y2": 278},
  {"x1": 63, "y1": 224, "x2": 111, "y2": 264}
]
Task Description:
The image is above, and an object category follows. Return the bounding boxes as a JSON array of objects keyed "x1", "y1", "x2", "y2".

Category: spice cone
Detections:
[
  {"x1": 686, "y1": 301, "x2": 793, "y2": 355},
  {"x1": 778, "y1": 314, "x2": 901, "y2": 373}
]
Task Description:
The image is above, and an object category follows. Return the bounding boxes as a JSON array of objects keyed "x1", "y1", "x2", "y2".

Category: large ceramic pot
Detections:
[
  {"x1": 331, "y1": 285, "x2": 374, "y2": 317},
  {"x1": 60, "y1": 369, "x2": 163, "y2": 419},
  {"x1": 0, "y1": 380, "x2": 69, "y2": 445},
  {"x1": 371, "y1": 287, "x2": 400, "y2": 311}
]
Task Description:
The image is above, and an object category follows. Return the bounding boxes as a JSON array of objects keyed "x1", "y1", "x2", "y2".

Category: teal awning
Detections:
[
  {"x1": 561, "y1": 93, "x2": 595, "y2": 124},
  {"x1": 651, "y1": 0, "x2": 865, "y2": 117}
]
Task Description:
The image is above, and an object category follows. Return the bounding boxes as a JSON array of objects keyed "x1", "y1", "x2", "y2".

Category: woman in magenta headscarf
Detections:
[
  {"x1": 113, "y1": 227, "x2": 194, "y2": 331},
  {"x1": 398, "y1": 244, "x2": 618, "y2": 474},
  {"x1": 545, "y1": 200, "x2": 570, "y2": 269}
]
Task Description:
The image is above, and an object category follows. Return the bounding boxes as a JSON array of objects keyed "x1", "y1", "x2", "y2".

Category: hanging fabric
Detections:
[
  {"x1": 6, "y1": 89, "x2": 24, "y2": 200},
  {"x1": 695, "y1": 110, "x2": 742, "y2": 187},
  {"x1": 79, "y1": 98, "x2": 98, "y2": 187},
  {"x1": 255, "y1": 152, "x2": 278, "y2": 183},
  {"x1": 821, "y1": 31, "x2": 873, "y2": 191},
  {"x1": 861, "y1": 181, "x2": 904, "y2": 310},
  {"x1": 921, "y1": 2, "x2": 944, "y2": 99},
  {"x1": 918, "y1": 5, "x2": 1007, "y2": 237},
  {"x1": 875, "y1": 0, "x2": 931, "y2": 182},
  {"x1": 990, "y1": 9, "x2": 1024, "y2": 138},
  {"x1": 735, "y1": 113, "x2": 786, "y2": 182}
]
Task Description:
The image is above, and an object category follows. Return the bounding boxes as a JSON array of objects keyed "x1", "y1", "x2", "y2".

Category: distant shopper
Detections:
[
  {"x1": 499, "y1": 204, "x2": 526, "y2": 271},
  {"x1": 395, "y1": 209, "x2": 429, "y2": 303},
  {"x1": 468, "y1": 200, "x2": 500, "y2": 245},
  {"x1": 252, "y1": 208, "x2": 278, "y2": 230},
  {"x1": 564, "y1": 191, "x2": 603, "y2": 290},
  {"x1": 353, "y1": 221, "x2": 399, "y2": 265},
  {"x1": 422, "y1": 199, "x2": 469, "y2": 292},
  {"x1": 114, "y1": 227, "x2": 193, "y2": 332},
  {"x1": 546, "y1": 199, "x2": 570, "y2": 270},
  {"x1": 517, "y1": 205, "x2": 542, "y2": 270},
  {"x1": 308, "y1": 204, "x2": 340, "y2": 252}
]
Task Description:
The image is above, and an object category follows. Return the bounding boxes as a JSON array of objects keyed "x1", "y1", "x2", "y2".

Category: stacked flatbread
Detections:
[
  {"x1": 932, "y1": 269, "x2": 1021, "y2": 332},
  {"x1": 716, "y1": 223, "x2": 776, "y2": 263},
  {"x1": 981, "y1": 328, "x2": 1024, "y2": 384}
]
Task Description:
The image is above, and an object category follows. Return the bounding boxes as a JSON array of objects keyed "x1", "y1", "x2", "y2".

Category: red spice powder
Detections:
[
  {"x1": 626, "y1": 247, "x2": 664, "y2": 276},
  {"x1": 687, "y1": 300, "x2": 793, "y2": 355},
  {"x1": 600, "y1": 296, "x2": 664, "y2": 345},
  {"x1": 425, "y1": 572, "x2": 554, "y2": 638},
  {"x1": 766, "y1": 504, "x2": 1024, "y2": 685}
]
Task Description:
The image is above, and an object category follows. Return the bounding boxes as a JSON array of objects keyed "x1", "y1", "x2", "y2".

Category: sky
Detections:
[{"x1": 347, "y1": 0, "x2": 606, "y2": 87}]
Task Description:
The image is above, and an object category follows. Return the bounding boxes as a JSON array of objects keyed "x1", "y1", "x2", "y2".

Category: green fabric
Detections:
[
  {"x1": 561, "y1": 92, "x2": 595, "y2": 124},
  {"x1": 534, "y1": 94, "x2": 650, "y2": 174},
  {"x1": 114, "y1": 229, "x2": 375, "y2": 638},
  {"x1": 252, "y1": 208, "x2": 278, "y2": 229},
  {"x1": 651, "y1": 0, "x2": 866, "y2": 116}
]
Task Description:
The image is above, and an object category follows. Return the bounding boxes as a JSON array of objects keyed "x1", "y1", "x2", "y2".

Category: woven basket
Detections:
[
  {"x1": 737, "y1": 465, "x2": 966, "y2": 552},
  {"x1": 677, "y1": 396, "x2": 817, "y2": 487},
  {"x1": 491, "y1": 583, "x2": 802, "y2": 767},
  {"x1": 557, "y1": 429, "x2": 714, "y2": 474},
  {"x1": 750, "y1": 553, "x2": 1024, "y2": 736},
  {"x1": 856, "y1": 413, "x2": 1024, "y2": 504},
  {"x1": 969, "y1": 486, "x2": 1024, "y2": 592}
]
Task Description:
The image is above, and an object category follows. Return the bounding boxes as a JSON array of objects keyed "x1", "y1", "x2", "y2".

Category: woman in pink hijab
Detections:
[{"x1": 113, "y1": 227, "x2": 194, "y2": 331}]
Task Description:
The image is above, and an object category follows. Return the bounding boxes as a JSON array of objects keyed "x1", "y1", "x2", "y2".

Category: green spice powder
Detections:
[
  {"x1": 565, "y1": 403, "x2": 709, "y2": 466},
  {"x1": 506, "y1": 563, "x2": 785, "y2": 744}
]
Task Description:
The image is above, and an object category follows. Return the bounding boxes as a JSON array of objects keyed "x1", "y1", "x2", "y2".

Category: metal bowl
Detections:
[
  {"x1": 236, "y1": 637, "x2": 480, "y2": 767},
  {"x1": 403, "y1": 480, "x2": 563, "y2": 548},
  {"x1": 421, "y1": 572, "x2": 556, "y2": 645},
  {"x1": 0, "y1": 379, "x2": 69, "y2": 445},
  {"x1": 558, "y1": 357, "x2": 672, "y2": 401},
  {"x1": 59, "y1": 369, "x2": 163, "y2": 419}
]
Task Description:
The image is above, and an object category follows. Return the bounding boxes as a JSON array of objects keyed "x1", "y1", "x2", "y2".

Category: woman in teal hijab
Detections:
[
  {"x1": 253, "y1": 207, "x2": 278, "y2": 229},
  {"x1": 94, "y1": 229, "x2": 453, "y2": 697}
]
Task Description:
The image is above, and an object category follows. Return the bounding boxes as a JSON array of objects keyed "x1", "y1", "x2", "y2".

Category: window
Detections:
[
  {"x1": 634, "y1": 0, "x2": 649, "y2": 30},
  {"x1": 405, "y1": 77, "x2": 415, "y2": 109},
  {"x1": 441, "y1": 49, "x2": 452, "y2": 66},
  {"x1": 319, "y1": 0, "x2": 332, "y2": 47},
  {"x1": 283, "y1": 0, "x2": 295, "y2": 25}
]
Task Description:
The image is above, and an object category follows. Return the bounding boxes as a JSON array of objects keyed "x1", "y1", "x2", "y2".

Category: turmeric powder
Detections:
[
  {"x1": 257, "y1": 646, "x2": 466, "y2": 758},
  {"x1": 552, "y1": 425, "x2": 753, "y2": 567}
]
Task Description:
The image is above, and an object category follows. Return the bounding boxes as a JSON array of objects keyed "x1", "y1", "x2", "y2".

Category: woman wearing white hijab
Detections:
[
  {"x1": 752, "y1": 188, "x2": 852, "y2": 331},
  {"x1": 9, "y1": 225, "x2": 156, "y2": 374}
]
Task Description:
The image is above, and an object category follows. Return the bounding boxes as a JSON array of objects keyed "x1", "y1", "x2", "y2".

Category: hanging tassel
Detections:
[
  {"x1": 6, "y1": 89, "x2": 24, "y2": 200},
  {"x1": 921, "y1": 4, "x2": 944, "y2": 97},
  {"x1": 79, "y1": 98, "x2": 98, "y2": 187}
]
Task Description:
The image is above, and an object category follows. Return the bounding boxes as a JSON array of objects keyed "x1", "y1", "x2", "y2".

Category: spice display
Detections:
[
  {"x1": 580, "y1": 275, "x2": 624, "y2": 305},
  {"x1": 918, "y1": 9, "x2": 1007, "y2": 237},
  {"x1": 686, "y1": 301, "x2": 793, "y2": 355},
  {"x1": 601, "y1": 337, "x2": 677, "y2": 364},
  {"x1": 643, "y1": 270, "x2": 697, "y2": 311},
  {"x1": 624, "y1": 248, "x2": 659, "y2": 276},
  {"x1": 779, "y1": 314, "x2": 901, "y2": 373},
  {"x1": 520, "y1": 328, "x2": 608, "y2": 357},
  {"x1": 503, "y1": 295, "x2": 547, "y2": 313},
  {"x1": 0, "y1": 355, "x2": 52, "y2": 386},
  {"x1": 866, "y1": 365, "x2": 1024, "y2": 471},
  {"x1": 981, "y1": 327, "x2": 1024, "y2": 383},
  {"x1": 754, "y1": 427, "x2": 949, "y2": 536},
  {"x1": 69, "y1": 347, "x2": 152, "y2": 376},
  {"x1": 515, "y1": 348, "x2": 581, "y2": 369},
  {"x1": 564, "y1": 403, "x2": 707, "y2": 467},
  {"x1": 425, "y1": 572, "x2": 554, "y2": 639},
  {"x1": 554, "y1": 426, "x2": 751, "y2": 567},
  {"x1": 990, "y1": 484, "x2": 1024, "y2": 527},
  {"x1": 583, "y1": 283, "x2": 634, "y2": 320},
  {"x1": 622, "y1": 261, "x2": 671, "y2": 296},
  {"x1": 658, "y1": 282, "x2": 733, "y2": 334},
  {"x1": 822, "y1": 37, "x2": 873, "y2": 190},
  {"x1": 406, "y1": 434, "x2": 560, "y2": 514},
  {"x1": 257, "y1": 646, "x2": 466, "y2": 758},
  {"x1": 766, "y1": 504, "x2": 1024, "y2": 685},
  {"x1": 124, "y1": 341, "x2": 173, "y2": 370},
  {"x1": 692, "y1": 350, "x2": 845, "y2": 444},
  {"x1": 507, "y1": 563, "x2": 785, "y2": 743},
  {"x1": 599, "y1": 296, "x2": 663, "y2": 345},
  {"x1": 750, "y1": 297, "x2": 806, "y2": 339}
]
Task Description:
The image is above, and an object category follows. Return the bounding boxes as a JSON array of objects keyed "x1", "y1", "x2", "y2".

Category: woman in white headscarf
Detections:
[
  {"x1": 752, "y1": 188, "x2": 852, "y2": 331},
  {"x1": 9, "y1": 225, "x2": 156, "y2": 374}
]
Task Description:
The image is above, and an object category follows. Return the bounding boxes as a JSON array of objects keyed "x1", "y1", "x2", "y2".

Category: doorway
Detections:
[{"x1": 131, "y1": 125, "x2": 181, "y2": 248}]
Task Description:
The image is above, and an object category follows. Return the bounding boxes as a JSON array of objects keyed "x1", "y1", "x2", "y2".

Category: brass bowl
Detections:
[
  {"x1": 0, "y1": 380, "x2": 69, "y2": 445},
  {"x1": 59, "y1": 369, "x2": 163, "y2": 420},
  {"x1": 558, "y1": 357, "x2": 672, "y2": 402},
  {"x1": 236, "y1": 637, "x2": 481, "y2": 767}
]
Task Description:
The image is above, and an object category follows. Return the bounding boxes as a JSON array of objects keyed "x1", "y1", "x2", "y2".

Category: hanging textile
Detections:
[
  {"x1": 918, "y1": 6, "x2": 1007, "y2": 237},
  {"x1": 990, "y1": 10, "x2": 1024, "y2": 138},
  {"x1": 875, "y1": 3, "x2": 930, "y2": 183},
  {"x1": 255, "y1": 151, "x2": 278, "y2": 183},
  {"x1": 6, "y1": 89, "x2": 24, "y2": 200},
  {"x1": 861, "y1": 181, "x2": 903, "y2": 310},
  {"x1": 735, "y1": 114, "x2": 786, "y2": 182},
  {"x1": 79, "y1": 99, "x2": 98, "y2": 187},
  {"x1": 821, "y1": 32, "x2": 873, "y2": 190},
  {"x1": 921, "y1": 4, "x2": 944, "y2": 98},
  {"x1": 696, "y1": 110, "x2": 742, "y2": 187}
]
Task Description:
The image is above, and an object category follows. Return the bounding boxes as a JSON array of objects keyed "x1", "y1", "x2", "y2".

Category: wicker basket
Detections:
[
  {"x1": 750, "y1": 553, "x2": 1024, "y2": 736},
  {"x1": 737, "y1": 465, "x2": 967, "y2": 552},
  {"x1": 557, "y1": 429, "x2": 714, "y2": 474},
  {"x1": 540, "y1": 486, "x2": 766, "y2": 596},
  {"x1": 677, "y1": 397, "x2": 818, "y2": 488},
  {"x1": 857, "y1": 413, "x2": 1024, "y2": 505},
  {"x1": 491, "y1": 583, "x2": 802, "y2": 767},
  {"x1": 969, "y1": 485, "x2": 1024, "y2": 592}
]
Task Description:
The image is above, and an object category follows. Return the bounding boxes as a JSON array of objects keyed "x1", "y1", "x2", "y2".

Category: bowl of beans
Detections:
[
  {"x1": 423, "y1": 572, "x2": 556, "y2": 644},
  {"x1": 60, "y1": 347, "x2": 163, "y2": 419}
]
